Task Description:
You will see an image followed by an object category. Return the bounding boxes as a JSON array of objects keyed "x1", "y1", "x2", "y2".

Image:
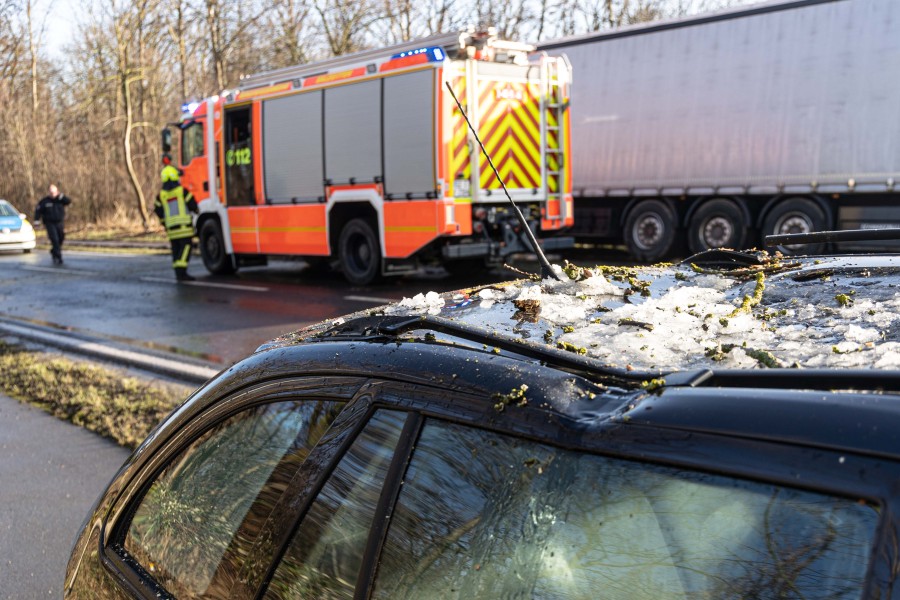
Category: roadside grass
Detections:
[
  {"x1": 65, "y1": 226, "x2": 168, "y2": 243},
  {"x1": 0, "y1": 340, "x2": 191, "y2": 449},
  {"x1": 66, "y1": 213, "x2": 168, "y2": 243}
]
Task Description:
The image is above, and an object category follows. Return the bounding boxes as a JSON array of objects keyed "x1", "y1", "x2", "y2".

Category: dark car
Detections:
[{"x1": 66, "y1": 250, "x2": 900, "y2": 599}]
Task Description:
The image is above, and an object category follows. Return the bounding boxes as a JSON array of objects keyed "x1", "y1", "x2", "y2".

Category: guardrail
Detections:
[{"x1": 0, "y1": 317, "x2": 221, "y2": 385}]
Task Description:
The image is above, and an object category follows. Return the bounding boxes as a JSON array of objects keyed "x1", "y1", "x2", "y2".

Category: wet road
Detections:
[{"x1": 0, "y1": 249, "x2": 520, "y2": 364}]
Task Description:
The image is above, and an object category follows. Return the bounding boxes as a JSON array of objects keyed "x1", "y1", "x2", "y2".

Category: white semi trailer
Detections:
[{"x1": 539, "y1": 0, "x2": 900, "y2": 260}]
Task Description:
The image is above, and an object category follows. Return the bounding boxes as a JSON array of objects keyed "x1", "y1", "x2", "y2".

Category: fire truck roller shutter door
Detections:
[
  {"x1": 324, "y1": 80, "x2": 382, "y2": 186},
  {"x1": 263, "y1": 91, "x2": 324, "y2": 203},
  {"x1": 383, "y1": 70, "x2": 437, "y2": 199}
]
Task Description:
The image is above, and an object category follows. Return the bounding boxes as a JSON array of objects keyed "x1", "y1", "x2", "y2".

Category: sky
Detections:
[{"x1": 39, "y1": 0, "x2": 77, "y2": 60}]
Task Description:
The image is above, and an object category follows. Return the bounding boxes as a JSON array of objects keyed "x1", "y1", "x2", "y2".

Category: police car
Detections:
[{"x1": 0, "y1": 199, "x2": 36, "y2": 253}]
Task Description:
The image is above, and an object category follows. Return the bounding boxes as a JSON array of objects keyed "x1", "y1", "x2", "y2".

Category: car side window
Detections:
[
  {"x1": 265, "y1": 409, "x2": 407, "y2": 600},
  {"x1": 372, "y1": 419, "x2": 878, "y2": 600},
  {"x1": 119, "y1": 399, "x2": 343, "y2": 599}
]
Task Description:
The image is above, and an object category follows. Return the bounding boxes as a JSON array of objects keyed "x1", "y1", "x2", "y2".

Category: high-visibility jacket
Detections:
[{"x1": 155, "y1": 186, "x2": 196, "y2": 240}]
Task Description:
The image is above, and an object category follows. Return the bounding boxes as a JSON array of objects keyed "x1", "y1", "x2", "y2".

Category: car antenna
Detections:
[{"x1": 445, "y1": 82, "x2": 561, "y2": 281}]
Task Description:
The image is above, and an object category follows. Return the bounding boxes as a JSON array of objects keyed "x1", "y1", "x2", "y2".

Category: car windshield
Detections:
[{"x1": 0, "y1": 202, "x2": 18, "y2": 217}]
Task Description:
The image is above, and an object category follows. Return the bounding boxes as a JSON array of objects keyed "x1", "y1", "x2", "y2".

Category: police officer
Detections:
[
  {"x1": 34, "y1": 184, "x2": 72, "y2": 265},
  {"x1": 154, "y1": 158, "x2": 199, "y2": 281}
]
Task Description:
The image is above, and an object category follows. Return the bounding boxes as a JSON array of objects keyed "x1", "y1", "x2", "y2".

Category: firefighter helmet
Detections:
[{"x1": 161, "y1": 165, "x2": 181, "y2": 183}]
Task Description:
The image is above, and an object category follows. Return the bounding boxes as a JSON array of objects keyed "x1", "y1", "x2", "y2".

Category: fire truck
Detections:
[{"x1": 163, "y1": 30, "x2": 573, "y2": 285}]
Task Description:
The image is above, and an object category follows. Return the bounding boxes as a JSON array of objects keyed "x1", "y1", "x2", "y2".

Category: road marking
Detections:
[
  {"x1": 22, "y1": 265, "x2": 99, "y2": 276},
  {"x1": 344, "y1": 295, "x2": 396, "y2": 304},
  {"x1": 140, "y1": 276, "x2": 269, "y2": 292}
]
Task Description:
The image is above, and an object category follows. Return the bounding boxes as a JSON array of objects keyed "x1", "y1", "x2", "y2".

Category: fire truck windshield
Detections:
[{"x1": 180, "y1": 121, "x2": 204, "y2": 166}]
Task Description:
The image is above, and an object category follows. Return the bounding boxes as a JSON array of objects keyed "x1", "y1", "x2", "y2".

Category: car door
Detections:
[
  {"x1": 252, "y1": 385, "x2": 897, "y2": 600},
  {"x1": 69, "y1": 377, "x2": 363, "y2": 600}
]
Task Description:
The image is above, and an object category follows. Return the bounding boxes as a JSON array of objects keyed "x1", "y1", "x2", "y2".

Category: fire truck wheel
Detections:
[
  {"x1": 338, "y1": 218, "x2": 381, "y2": 285},
  {"x1": 623, "y1": 200, "x2": 678, "y2": 263},
  {"x1": 762, "y1": 198, "x2": 828, "y2": 255},
  {"x1": 199, "y1": 219, "x2": 237, "y2": 275},
  {"x1": 688, "y1": 199, "x2": 747, "y2": 255}
]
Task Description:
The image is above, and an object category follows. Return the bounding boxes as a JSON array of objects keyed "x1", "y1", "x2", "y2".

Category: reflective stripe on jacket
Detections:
[{"x1": 155, "y1": 187, "x2": 195, "y2": 240}]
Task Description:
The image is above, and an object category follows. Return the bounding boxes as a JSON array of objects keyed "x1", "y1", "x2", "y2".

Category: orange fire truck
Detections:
[{"x1": 163, "y1": 30, "x2": 573, "y2": 284}]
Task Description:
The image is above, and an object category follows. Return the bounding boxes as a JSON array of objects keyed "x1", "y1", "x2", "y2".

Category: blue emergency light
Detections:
[{"x1": 391, "y1": 47, "x2": 445, "y2": 62}]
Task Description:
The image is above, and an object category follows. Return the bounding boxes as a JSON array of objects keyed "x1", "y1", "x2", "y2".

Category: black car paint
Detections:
[{"x1": 66, "y1": 320, "x2": 900, "y2": 599}]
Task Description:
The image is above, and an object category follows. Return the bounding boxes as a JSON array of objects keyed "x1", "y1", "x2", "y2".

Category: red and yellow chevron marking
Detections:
[
  {"x1": 477, "y1": 81, "x2": 542, "y2": 190},
  {"x1": 448, "y1": 77, "x2": 471, "y2": 191}
]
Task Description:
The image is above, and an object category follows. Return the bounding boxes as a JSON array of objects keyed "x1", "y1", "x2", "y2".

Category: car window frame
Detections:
[
  {"x1": 245, "y1": 380, "x2": 900, "y2": 600},
  {"x1": 99, "y1": 376, "x2": 365, "y2": 600}
]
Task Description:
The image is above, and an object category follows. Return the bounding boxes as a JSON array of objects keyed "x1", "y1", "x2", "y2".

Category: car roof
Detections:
[
  {"x1": 168, "y1": 323, "x2": 895, "y2": 465},
  {"x1": 125, "y1": 249, "x2": 900, "y2": 476},
  {"x1": 272, "y1": 250, "x2": 900, "y2": 373},
  {"x1": 239, "y1": 247, "x2": 900, "y2": 460}
]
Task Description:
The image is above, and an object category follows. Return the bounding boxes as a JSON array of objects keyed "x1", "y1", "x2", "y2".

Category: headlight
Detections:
[{"x1": 21, "y1": 220, "x2": 34, "y2": 235}]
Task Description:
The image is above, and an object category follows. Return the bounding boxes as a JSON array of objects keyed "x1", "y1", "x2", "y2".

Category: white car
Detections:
[{"x1": 0, "y1": 199, "x2": 36, "y2": 253}]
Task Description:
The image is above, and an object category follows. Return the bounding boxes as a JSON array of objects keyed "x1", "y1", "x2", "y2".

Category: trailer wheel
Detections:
[
  {"x1": 688, "y1": 199, "x2": 747, "y2": 254},
  {"x1": 762, "y1": 198, "x2": 827, "y2": 254},
  {"x1": 199, "y1": 219, "x2": 237, "y2": 275},
  {"x1": 338, "y1": 218, "x2": 381, "y2": 285},
  {"x1": 624, "y1": 200, "x2": 678, "y2": 263}
]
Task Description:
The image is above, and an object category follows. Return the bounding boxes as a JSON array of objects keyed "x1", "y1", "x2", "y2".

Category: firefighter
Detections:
[{"x1": 154, "y1": 158, "x2": 199, "y2": 281}]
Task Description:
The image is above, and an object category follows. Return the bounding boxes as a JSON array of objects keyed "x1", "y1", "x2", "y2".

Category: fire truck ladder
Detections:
[{"x1": 541, "y1": 56, "x2": 568, "y2": 224}]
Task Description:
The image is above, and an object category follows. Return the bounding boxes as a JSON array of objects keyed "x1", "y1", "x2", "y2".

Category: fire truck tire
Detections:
[
  {"x1": 199, "y1": 219, "x2": 237, "y2": 275},
  {"x1": 762, "y1": 198, "x2": 828, "y2": 255},
  {"x1": 687, "y1": 199, "x2": 747, "y2": 255},
  {"x1": 338, "y1": 218, "x2": 381, "y2": 285},
  {"x1": 623, "y1": 199, "x2": 678, "y2": 263}
]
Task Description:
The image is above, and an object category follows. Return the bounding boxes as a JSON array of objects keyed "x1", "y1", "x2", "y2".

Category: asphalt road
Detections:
[
  {"x1": 0, "y1": 248, "x2": 513, "y2": 365},
  {"x1": 0, "y1": 392, "x2": 130, "y2": 599}
]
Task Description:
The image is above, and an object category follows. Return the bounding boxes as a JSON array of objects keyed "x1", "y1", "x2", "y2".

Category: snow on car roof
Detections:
[{"x1": 386, "y1": 253, "x2": 900, "y2": 371}]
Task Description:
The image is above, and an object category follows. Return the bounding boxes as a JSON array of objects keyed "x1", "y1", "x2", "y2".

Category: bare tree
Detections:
[
  {"x1": 165, "y1": 0, "x2": 192, "y2": 100},
  {"x1": 111, "y1": 1, "x2": 156, "y2": 226},
  {"x1": 475, "y1": 0, "x2": 533, "y2": 40},
  {"x1": 421, "y1": 0, "x2": 464, "y2": 35},
  {"x1": 199, "y1": 0, "x2": 265, "y2": 90},
  {"x1": 265, "y1": 0, "x2": 316, "y2": 66},
  {"x1": 315, "y1": 0, "x2": 383, "y2": 56}
]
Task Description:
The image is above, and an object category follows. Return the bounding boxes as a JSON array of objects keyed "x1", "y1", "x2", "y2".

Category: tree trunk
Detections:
[{"x1": 116, "y1": 17, "x2": 150, "y2": 229}]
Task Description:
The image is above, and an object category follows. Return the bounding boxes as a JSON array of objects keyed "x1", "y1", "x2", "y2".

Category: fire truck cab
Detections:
[{"x1": 165, "y1": 30, "x2": 573, "y2": 285}]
